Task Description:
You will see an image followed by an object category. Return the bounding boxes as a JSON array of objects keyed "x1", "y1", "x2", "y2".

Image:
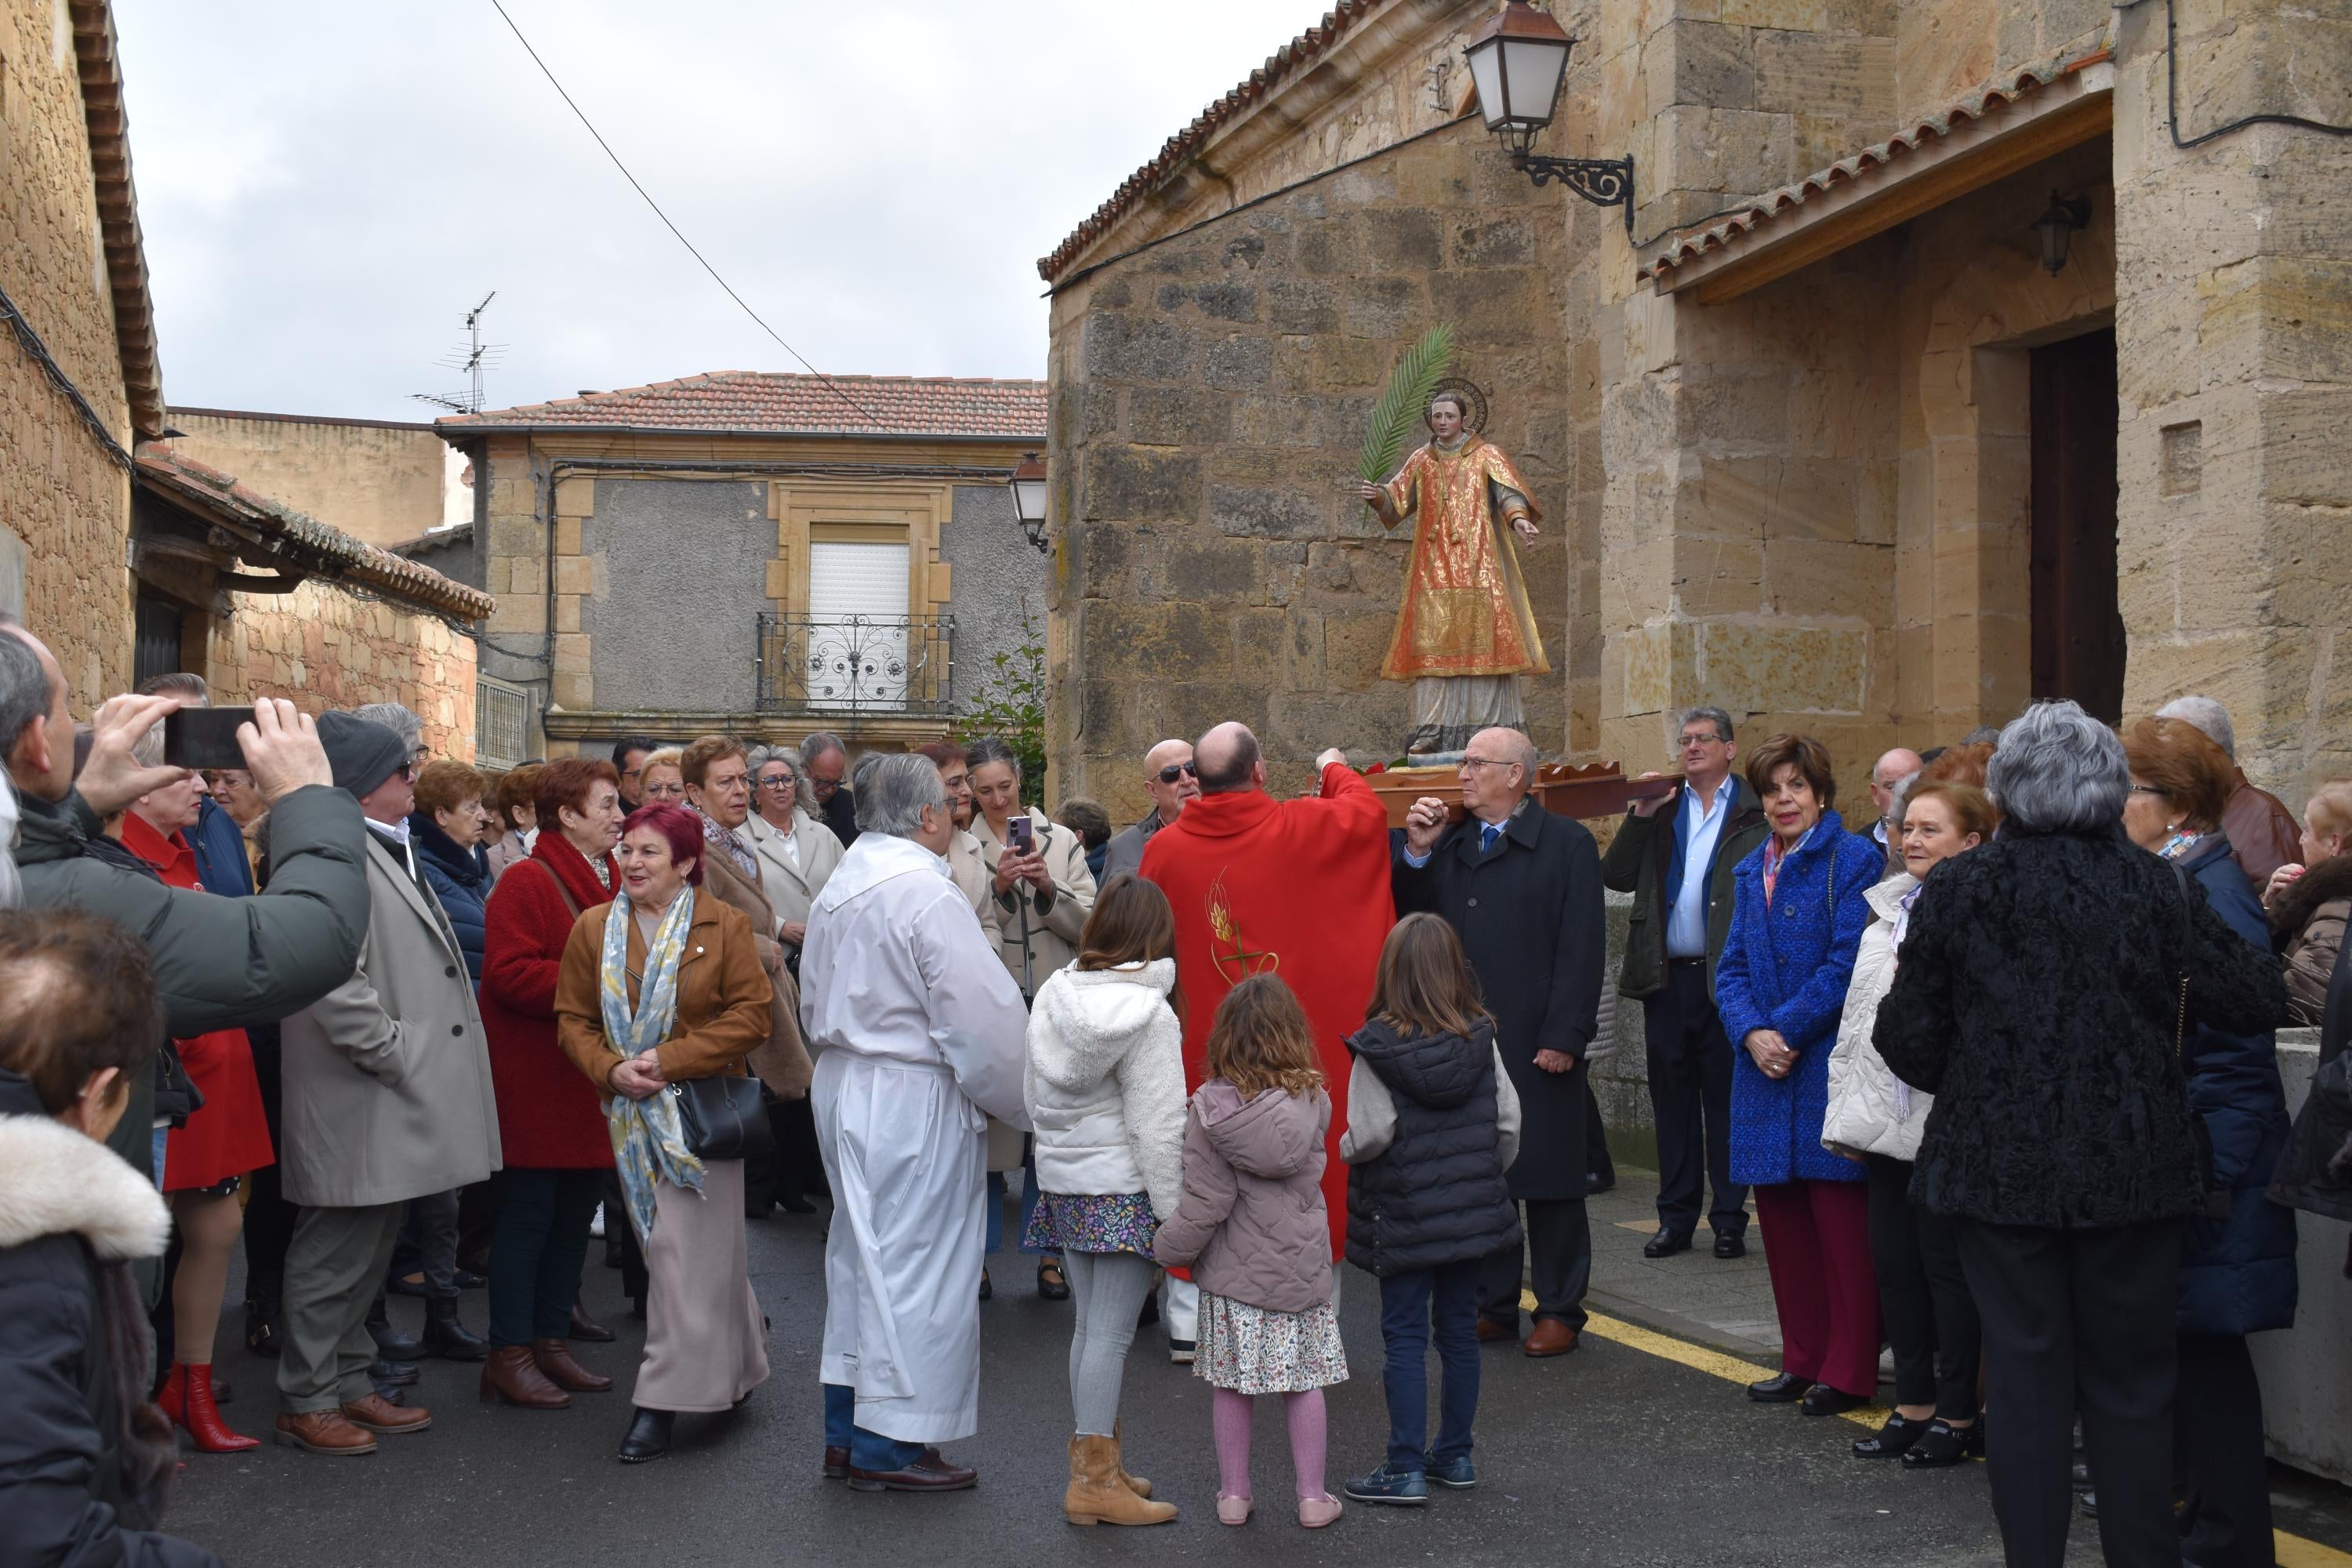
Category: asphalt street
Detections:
[{"x1": 168, "y1": 1197, "x2": 2044, "y2": 1568}]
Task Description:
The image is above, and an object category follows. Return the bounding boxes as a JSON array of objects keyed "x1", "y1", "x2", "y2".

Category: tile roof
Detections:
[
  {"x1": 438, "y1": 372, "x2": 1047, "y2": 439},
  {"x1": 1037, "y1": 1, "x2": 1385, "y2": 284},
  {"x1": 68, "y1": 2, "x2": 165, "y2": 438},
  {"x1": 1639, "y1": 44, "x2": 2113, "y2": 283},
  {"x1": 134, "y1": 443, "x2": 497, "y2": 621}
]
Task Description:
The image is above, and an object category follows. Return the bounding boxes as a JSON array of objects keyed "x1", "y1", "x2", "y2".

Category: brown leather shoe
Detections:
[
  {"x1": 847, "y1": 1447, "x2": 978, "y2": 1493},
  {"x1": 1475, "y1": 1316, "x2": 1519, "y2": 1345},
  {"x1": 480, "y1": 1345, "x2": 570, "y2": 1409},
  {"x1": 532, "y1": 1337, "x2": 613, "y2": 1393},
  {"x1": 823, "y1": 1445, "x2": 851, "y2": 1480},
  {"x1": 568, "y1": 1304, "x2": 615, "y2": 1342},
  {"x1": 1523, "y1": 1320, "x2": 1581, "y2": 1358},
  {"x1": 273, "y1": 1410, "x2": 377, "y2": 1455},
  {"x1": 341, "y1": 1391, "x2": 434, "y2": 1433}
]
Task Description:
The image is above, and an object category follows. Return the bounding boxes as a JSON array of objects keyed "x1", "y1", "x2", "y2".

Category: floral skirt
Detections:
[
  {"x1": 1195, "y1": 1292, "x2": 1348, "y2": 1395},
  {"x1": 1022, "y1": 1190, "x2": 1156, "y2": 1258}
]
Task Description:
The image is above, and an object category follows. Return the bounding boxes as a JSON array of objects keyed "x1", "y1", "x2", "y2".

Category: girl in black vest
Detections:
[{"x1": 1338, "y1": 913, "x2": 1523, "y2": 1506}]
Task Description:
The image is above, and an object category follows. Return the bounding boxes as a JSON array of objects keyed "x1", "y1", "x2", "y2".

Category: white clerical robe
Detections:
[{"x1": 800, "y1": 832, "x2": 1029, "y2": 1444}]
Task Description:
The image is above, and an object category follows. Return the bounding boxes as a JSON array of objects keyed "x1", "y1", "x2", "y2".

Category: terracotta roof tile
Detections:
[
  {"x1": 439, "y1": 372, "x2": 1046, "y2": 439},
  {"x1": 1037, "y1": 2, "x2": 1382, "y2": 284},
  {"x1": 133, "y1": 443, "x2": 496, "y2": 621},
  {"x1": 1638, "y1": 44, "x2": 2112, "y2": 284}
]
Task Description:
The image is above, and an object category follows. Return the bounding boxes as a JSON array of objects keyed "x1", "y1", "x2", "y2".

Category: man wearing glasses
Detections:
[
  {"x1": 1102, "y1": 739, "x2": 1200, "y2": 884},
  {"x1": 1599, "y1": 706, "x2": 1767, "y2": 1261},
  {"x1": 803, "y1": 731, "x2": 859, "y2": 848}
]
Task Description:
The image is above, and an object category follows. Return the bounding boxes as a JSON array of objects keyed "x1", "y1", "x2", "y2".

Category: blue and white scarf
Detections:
[{"x1": 601, "y1": 887, "x2": 704, "y2": 1241}]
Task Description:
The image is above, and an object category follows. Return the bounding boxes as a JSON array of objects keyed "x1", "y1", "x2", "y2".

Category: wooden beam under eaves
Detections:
[{"x1": 1657, "y1": 62, "x2": 2114, "y2": 307}]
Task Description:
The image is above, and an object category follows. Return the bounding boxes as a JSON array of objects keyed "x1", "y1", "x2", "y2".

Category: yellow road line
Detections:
[{"x1": 1547, "y1": 1295, "x2": 2352, "y2": 1566}]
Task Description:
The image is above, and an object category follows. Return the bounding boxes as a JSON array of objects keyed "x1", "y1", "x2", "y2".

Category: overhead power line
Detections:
[{"x1": 485, "y1": 0, "x2": 893, "y2": 434}]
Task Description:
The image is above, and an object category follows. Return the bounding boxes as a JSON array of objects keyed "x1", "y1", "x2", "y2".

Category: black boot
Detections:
[
  {"x1": 619, "y1": 1406, "x2": 674, "y2": 1464},
  {"x1": 365, "y1": 1291, "x2": 424, "y2": 1359},
  {"x1": 423, "y1": 1295, "x2": 488, "y2": 1362},
  {"x1": 369, "y1": 1356, "x2": 420, "y2": 1388}
]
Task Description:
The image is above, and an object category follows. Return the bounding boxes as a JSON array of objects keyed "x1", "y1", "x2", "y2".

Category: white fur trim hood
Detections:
[
  {"x1": 1023, "y1": 960, "x2": 1188, "y2": 1219},
  {"x1": 0, "y1": 1114, "x2": 172, "y2": 1261}
]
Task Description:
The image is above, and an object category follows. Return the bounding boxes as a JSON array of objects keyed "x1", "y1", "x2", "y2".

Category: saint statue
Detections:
[{"x1": 1356, "y1": 390, "x2": 1547, "y2": 758}]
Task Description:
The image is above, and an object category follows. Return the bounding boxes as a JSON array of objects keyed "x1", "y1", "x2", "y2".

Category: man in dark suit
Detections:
[
  {"x1": 803, "y1": 730, "x2": 859, "y2": 848},
  {"x1": 1395, "y1": 728, "x2": 1604, "y2": 1357},
  {"x1": 1599, "y1": 706, "x2": 1768, "y2": 1260}
]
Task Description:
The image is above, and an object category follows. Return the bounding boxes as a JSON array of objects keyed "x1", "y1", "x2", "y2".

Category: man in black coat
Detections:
[
  {"x1": 802, "y1": 730, "x2": 859, "y2": 848},
  {"x1": 1395, "y1": 728, "x2": 1605, "y2": 1356}
]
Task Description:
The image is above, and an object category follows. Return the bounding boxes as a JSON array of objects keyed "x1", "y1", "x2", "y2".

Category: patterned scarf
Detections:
[
  {"x1": 2156, "y1": 829, "x2": 2204, "y2": 862},
  {"x1": 601, "y1": 887, "x2": 704, "y2": 1241},
  {"x1": 696, "y1": 807, "x2": 759, "y2": 884},
  {"x1": 1760, "y1": 823, "x2": 1817, "y2": 906}
]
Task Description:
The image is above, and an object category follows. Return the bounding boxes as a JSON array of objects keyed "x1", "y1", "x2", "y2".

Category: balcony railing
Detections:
[{"x1": 755, "y1": 612, "x2": 954, "y2": 717}]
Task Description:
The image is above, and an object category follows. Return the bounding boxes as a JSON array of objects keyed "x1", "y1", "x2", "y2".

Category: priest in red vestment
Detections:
[{"x1": 1140, "y1": 721, "x2": 1395, "y2": 1264}]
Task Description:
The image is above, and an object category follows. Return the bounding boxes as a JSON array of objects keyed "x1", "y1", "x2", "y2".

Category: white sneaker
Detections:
[{"x1": 590, "y1": 1203, "x2": 606, "y2": 1240}]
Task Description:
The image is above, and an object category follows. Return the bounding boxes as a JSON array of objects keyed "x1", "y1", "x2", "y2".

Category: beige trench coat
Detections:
[
  {"x1": 278, "y1": 833, "x2": 502, "y2": 1209},
  {"x1": 971, "y1": 815, "x2": 1096, "y2": 1000},
  {"x1": 743, "y1": 808, "x2": 844, "y2": 931}
]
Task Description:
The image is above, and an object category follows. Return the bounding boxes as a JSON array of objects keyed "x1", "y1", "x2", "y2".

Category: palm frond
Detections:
[{"x1": 1357, "y1": 323, "x2": 1456, "y2": 483}]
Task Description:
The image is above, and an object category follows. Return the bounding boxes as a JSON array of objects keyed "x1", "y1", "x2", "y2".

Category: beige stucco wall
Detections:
[
  {"x1": 0, "y1": 0, "x2": 135, "y2": 704},
  {"x1": 167, "y1": 412, "x2": 449, "y2": 548}
]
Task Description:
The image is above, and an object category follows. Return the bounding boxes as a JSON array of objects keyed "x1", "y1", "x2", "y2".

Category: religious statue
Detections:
[{"x1": 1356, "y1": 386, "x2": 1548, "y2": 758}]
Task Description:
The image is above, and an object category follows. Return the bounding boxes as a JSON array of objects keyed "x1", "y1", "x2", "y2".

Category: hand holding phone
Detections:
[{"x1": 1007, "y1": 815, "x2": 1034, "y2": 856}]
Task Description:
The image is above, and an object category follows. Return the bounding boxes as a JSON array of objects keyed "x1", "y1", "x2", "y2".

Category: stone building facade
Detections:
[
  {"x1": 436, "y1": 372, "x2": 1048, "y2": 766},
  {"x1": 1040, "y1": 0, "x2": 2349, "y2": 824},
  {"x1": 166, "y1": 408, "x2": 466, "y2": 547}
]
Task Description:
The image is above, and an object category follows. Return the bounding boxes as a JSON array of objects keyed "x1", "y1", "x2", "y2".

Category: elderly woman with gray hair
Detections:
[{"x1": 1873, "y1": 700, "x2": 2288, "y2": 1568}]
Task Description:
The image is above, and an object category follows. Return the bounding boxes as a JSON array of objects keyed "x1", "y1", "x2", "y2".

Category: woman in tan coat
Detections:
[
  {"x1": 556, "y1": 802, "x2": 773, "y2": 1465},
  {"x1": 2265, "y1": 780, "x2": 2352, "y2": 1026}
]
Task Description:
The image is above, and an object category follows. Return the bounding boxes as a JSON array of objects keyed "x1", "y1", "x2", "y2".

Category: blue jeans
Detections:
[
  {"x1": 1378, "y1": 1260, "x2": 1483, "y2": 1472},
  {"x1": 823, "y1": 1382, "x2": 927, "y2": 1471},
  {"x1": 985, "y1": 1165, "x2": 1049, "y2": 1257}
]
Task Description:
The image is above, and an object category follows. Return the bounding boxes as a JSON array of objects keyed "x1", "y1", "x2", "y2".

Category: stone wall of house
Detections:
[
  {"x1": 1046, "y1": 114, "x2": 1581, "y2": 825},
  {"x1": 0, "y1": 0, "x2": 135, "y2": 702},
  {"x1": 2111, "y1": 0, "x2": 2352, "y2": 802},
  {"x1": 1896, "y1": 0, "x2": 2110, "y2": 126},
  {"x1": 167, "y1": 412, "x2": 450, "y2": 548},
  {"x1": 205, "y1": 581, "x2": 478, "y2": 761}
]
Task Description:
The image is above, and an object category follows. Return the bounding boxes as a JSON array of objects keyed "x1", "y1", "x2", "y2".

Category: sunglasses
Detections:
[{"x1": 1156, "y1": 761, "x2": 1199, "y2": 785}]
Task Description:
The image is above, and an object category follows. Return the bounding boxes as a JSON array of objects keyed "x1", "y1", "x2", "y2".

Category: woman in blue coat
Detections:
[
  {"x1": 2123, "y1": 718, "x2": 2295, "y2": 1567},
  {"x1": 1714, "y1": 734, "x2": 1883, "y2": 1415},
  {"x1": 408, "y1": 760, "x2": 492, "y2": 984}
]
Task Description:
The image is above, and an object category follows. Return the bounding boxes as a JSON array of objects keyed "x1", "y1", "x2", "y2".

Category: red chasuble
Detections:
[{"x1": 1140, "y1": 763, "x2": 1395, "y2": 1259}]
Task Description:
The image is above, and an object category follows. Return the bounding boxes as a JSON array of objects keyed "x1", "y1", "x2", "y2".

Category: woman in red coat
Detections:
[
  {"x1": 122, "y1": 768, "x2": 274, "y2": 1454},
  {"x1": 478, "y1": 756, "x2": 626, "y2": 1410}
]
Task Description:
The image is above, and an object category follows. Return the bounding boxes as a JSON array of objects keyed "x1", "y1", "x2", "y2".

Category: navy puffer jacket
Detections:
[
  {"x1": 1343, "y1": 1018, "x2": 1520, "y2": 1276},
  {"x1": 408, "y1": 812, "x2": 488, "y2": 984}
]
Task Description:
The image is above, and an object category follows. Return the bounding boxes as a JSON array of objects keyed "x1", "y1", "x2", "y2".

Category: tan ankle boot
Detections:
[
  {"x1": 1112, "y1": 1419, "x2": 1151, "y2": 1497},
  {"x1": 1063, "y1": 1435, "x2": 1177, "y2": 1526}
]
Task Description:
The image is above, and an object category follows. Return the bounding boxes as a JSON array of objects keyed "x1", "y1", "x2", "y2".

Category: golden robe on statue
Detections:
[{"x1": 1377, "y1": 434, "x2": 1548, "y2": 753}]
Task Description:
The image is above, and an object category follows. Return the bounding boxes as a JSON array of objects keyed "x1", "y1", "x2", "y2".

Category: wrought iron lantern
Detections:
[
  {"x1": 1009, "y1": 452, "x2": 1050, "y2": 554},
  {"x1": 2032, "y1": 191, "x2": 2091, "y2": 275},
  {"x1": 1462, "y1": 0, "x2": 1632, "y2": 230}
]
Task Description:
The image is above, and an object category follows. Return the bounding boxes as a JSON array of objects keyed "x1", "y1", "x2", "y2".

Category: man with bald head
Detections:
[
  {"x1": 1869, "y1": 748, "x2": 1923, "y2": 859},
  {"x1": 1141, "y1": 721, "x2": 1394, "y2": 1353},
  {"x1": 1102, "y1": 738, "x2": 1200, "y2": 884},
  {"x1": 1397, "y1": 727, "x2": 1604, "y2": 1355}
]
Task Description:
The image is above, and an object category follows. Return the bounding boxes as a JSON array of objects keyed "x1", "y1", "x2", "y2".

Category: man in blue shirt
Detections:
[{"x1": 1599, "y1": 706, "x2": 1768, "y2": 1258}]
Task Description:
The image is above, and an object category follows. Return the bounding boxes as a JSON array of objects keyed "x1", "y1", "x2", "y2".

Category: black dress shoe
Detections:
[
  {"x1": 619, "y1": 1407, "x2": 674, "y2": 1464},
  {"x1": 1643, "y1": 1229, "x2": 1693, "y2": 1259},
  {"x1": 1587, "y1": 1172, "x2": 1615, "y2": 1196},
  {"x1": 1851, "y1": 1411, "x2": 1932, "y2": 1458},
  {"x1": 779, "y1": 1196, "x2": 818, "y2": 1214},
  {"x1": 1713, "y1": 1231, "x2": 1747, "y2": 1259},
  {"x1": 1036, "y1": 1258, "x2": 1070, "y2": 1301},
  {"x1": 368, "y1": 1356, "x2": 420, "y2": 1388},
  {"x1": 423, "y1": 1297, "x2": 488, "y2": 1362},
  {"x1": 1802, "y1": 1384, "x2": 1870, "y2": 1417},
  {"x1": 452, "y1": 1269, "x2": 487, "y2": 1290},
  {"x1": 365, "y1": 1293, "x2": 425, "y2": 1360},
  {"x1": 1747, "y1": 1370, "x2": 1810, "y2": 1403},
  {"x1": 244, "y1": 1298, "x2": 283, "y2": 1359},
  {"x1": 1900, "y1": 1418, "x2": 1984, "y2": 1468}
]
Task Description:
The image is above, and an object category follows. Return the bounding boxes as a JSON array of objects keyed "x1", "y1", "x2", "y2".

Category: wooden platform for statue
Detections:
[{"x1": 1367, "y1": 760, "x2": 1677, "y2": 829}]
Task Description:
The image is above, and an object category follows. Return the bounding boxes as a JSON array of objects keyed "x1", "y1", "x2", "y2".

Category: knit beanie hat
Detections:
[{"x1": 316, "y1": 712, "x2": 408, "y2": 800}]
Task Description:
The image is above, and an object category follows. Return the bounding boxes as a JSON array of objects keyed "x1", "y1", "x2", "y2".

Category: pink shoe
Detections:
[
  {"x1": 1298, "y1": 1493, "x2": 1343, "y2": 1528},
  {"x1": 1217, "y1": 1492, "x2": 1253, "y2": 1526}
]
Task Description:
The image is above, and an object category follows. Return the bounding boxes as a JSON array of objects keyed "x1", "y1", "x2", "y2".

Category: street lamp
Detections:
[
  {"x1": 2031, "y1": 191, "x2": 2091, "y2": 275},
  {"x1": 1009, "y1": 452, "x2": 1050, "y2": 554},
  {"x1": 1462, "y1": 0, "x2": 1634, "y2": 231}
]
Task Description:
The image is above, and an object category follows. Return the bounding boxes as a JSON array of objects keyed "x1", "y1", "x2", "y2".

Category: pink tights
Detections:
[{"x1": 1211, "y1": 1387, "x2": 1327, "y2": 1502}]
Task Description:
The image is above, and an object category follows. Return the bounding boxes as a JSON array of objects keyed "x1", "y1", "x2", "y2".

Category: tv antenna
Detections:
[{"x1": 412, "y1": 292, "x2": 504, "y2": 415}]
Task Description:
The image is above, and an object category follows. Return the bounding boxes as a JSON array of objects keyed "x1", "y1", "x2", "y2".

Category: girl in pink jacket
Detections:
[{"x1": 1152, "y1": 975, "x2": 1348, "y2": 1529}]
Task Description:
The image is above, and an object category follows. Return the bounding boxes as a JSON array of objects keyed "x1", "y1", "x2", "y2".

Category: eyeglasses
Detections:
[
  {"x1": 2129, "y1": 784, "x2": 2168, "y2": 796},
  {"x1": 1679, "y1": 734, "x2": 1726, "y2": 749},
  {"x1": 758, "y1": 775, "x2": 797, "y2": 791},
  {"x1": 1155, "y1": 761, "x2": 1199, "y2": 784},
  {"x1": 1459, "y1": 757, "x2": 1512, "y2": 771}
]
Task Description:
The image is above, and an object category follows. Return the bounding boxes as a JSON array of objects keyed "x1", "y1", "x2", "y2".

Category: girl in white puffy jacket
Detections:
[{"x1": 1022, "y1": 873, "x2": 1189, "y2": 1526}]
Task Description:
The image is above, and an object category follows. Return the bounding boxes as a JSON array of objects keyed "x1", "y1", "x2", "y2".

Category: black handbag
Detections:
[{"x1": 668, "y1": 1075, "x2": 773, "y2": 1163}]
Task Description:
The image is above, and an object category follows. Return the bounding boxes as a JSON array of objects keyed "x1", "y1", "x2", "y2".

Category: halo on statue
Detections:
[{"x1": 1424, "y1": 376, "x2": 1489, "y2": 436}]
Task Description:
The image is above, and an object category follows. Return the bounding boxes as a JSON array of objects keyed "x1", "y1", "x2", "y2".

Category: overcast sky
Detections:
[{"x1": 112, "y1": 1, "x2": 1330, "y2": 422}]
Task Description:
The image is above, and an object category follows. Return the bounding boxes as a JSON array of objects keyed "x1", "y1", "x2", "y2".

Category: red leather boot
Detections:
[{"x1": 172, "y1": 1363, "x2": 260, "y2": 1453}]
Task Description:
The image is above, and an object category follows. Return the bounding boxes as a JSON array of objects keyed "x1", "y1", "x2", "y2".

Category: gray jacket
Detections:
[
  {"x1": 1100, "y1": 810, "x2": 1166, "y2": 885},
  {"x1": 278, "y1": 833, "x2": 502, "y2": 1209},
  {"x1": 1152, "y1": 1081, "x2": 1333, "y2": 1315}
]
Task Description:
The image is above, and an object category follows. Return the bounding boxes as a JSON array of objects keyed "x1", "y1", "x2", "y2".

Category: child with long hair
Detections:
[
  {"x1": 1152, "y1": 975, "x2": 1347, "y2": 1528},
  {"x1": 1338, "y1": 913, "x2": 1523, "y2": 1504},
  {"x1": 1023, "y1": 875, "x2": 1186, "y2": 1526}
]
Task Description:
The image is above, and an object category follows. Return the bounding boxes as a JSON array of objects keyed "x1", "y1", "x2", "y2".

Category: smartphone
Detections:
[
  {"x1": 1007, "y1": 815, "x2": 1034, "y2": 856},
  {"x1": 162, "y1": 706, "x2": 254, "y2": 770}
]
